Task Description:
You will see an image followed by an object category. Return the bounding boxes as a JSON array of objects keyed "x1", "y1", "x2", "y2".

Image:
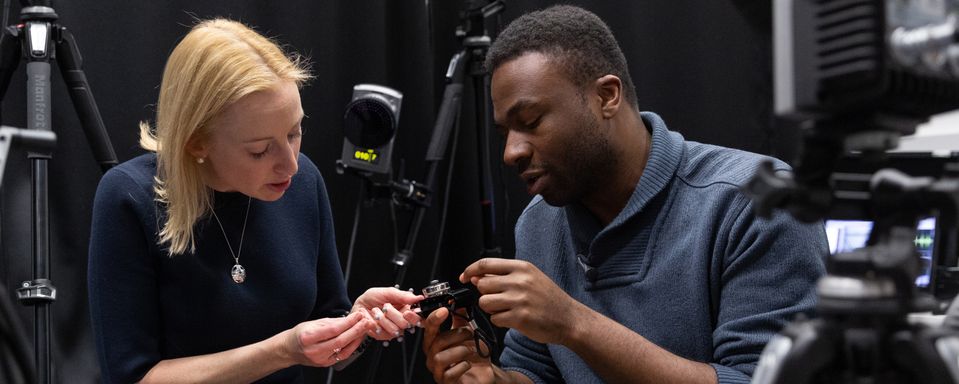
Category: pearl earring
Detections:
[{"x1": 196, "y1": 157, "x2": 205, "y2": 164}]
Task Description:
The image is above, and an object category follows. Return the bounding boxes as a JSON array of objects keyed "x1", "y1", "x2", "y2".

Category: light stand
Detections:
[
  {"x1": 0, "y1": 2, "x2": 117, "y2": 383},
  {"x1": 0, "y1": 125, "x2": 54, "y2": 384},
  {"x1": 461, "y1": 0, "x2": 505, "y2": 262},
  {"x1": 334, "y1": 2, "x2": 506, "y2": 383}
]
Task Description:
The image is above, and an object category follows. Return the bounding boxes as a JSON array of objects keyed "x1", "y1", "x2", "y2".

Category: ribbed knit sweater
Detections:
[
  {"x1": 88, "y1": 153, "x2": 349, "y2": 383},
  {"x1": 499, "y1": 112, "x2": 827, "y2": 384}
]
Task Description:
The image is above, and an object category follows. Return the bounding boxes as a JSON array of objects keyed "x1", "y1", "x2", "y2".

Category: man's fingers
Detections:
[
  {"x1": 450, "y1": 308, "x2": 471, "y2": 328},
  {"x1": 461, "y1": 258, "x2": 522, "y2": 282},
  {"x1": 476, "y1": 292, "x2": 512, "y2": 314},
  {"x1": 488, "y1": 311, "x2": 519, "y2": 330},
  {"x1": 422, "y1": 307, "x2": 450, "y2": 350},
  {"x1": 442, "y1": 361, "x2": 472, "y2": 383},
  {"x1": 472, "y1": 274, "x2": 512, "y2": 295},
  {"x1": 427, "y1": 328, "x2": 476, "y2": 359},
  {"x1": 435, "y1": 340, "x2": 481, "y2": 364}
]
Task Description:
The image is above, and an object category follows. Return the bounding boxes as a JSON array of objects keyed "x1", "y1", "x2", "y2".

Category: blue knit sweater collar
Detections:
[{"x1": 565, "y1": 111, "x2": 683, "y2": 235}]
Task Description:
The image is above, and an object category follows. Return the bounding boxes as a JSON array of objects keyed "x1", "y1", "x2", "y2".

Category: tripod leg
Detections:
[
  {"x1": 0, "y1": 25, "x2": 22, "y2": 122},
  {"x1": 54, "y1": 27, "x2": 116, "y2": 172}
]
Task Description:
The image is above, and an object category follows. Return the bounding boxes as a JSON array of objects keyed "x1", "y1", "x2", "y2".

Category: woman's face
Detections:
[{"x1": 190, "y1": 80, "x2": 304, "y2": 201}]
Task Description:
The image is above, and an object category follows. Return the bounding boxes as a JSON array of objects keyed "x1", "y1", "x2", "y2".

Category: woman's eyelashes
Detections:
[
  {"x1": 288, "y1": 130, "x2": 302, "y2": 142},
  {"x1": 249, "y1": 128, "x2": 301, "y2": 159},
  {"x1": 251, "y1": 145, "x2": 270, "y2": 159}
]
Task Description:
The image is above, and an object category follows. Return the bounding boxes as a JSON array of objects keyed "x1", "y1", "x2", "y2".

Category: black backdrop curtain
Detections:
[{"x1": 0, "y1": 1, "x2": 786, "y2": 383}]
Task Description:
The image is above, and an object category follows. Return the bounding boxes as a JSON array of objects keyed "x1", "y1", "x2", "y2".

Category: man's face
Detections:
[
  {"x1": 491, "y1": 52, "x2": 617, "y2": 207},
  {"x1": 193, "y1": 80, "x2": 304, "y2": 202}
]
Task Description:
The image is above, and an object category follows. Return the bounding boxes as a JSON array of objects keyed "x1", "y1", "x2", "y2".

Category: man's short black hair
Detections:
[{"x1": 486, "y1": 5, "x2": 638, "y2": 108}]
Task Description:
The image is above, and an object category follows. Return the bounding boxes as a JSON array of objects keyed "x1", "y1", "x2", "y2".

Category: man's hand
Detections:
[
  {"x1": 422, "y1": 307, "x2": 498, "y2": 384},
  {"x1": 461, "y1": 258, "x2": 582, "y2": 345}
]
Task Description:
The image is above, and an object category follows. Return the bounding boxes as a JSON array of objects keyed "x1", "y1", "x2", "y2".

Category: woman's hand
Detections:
[
  {"x1": 284, "y1": 312, "x2": 376, "y2": 367},
  {"x1": 353, "y1": 287, "x2": 424, "y2": 341}
]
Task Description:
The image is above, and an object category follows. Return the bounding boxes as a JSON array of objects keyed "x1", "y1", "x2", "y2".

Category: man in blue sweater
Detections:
[{"x1": 422, "y1": 5, "x2": 826, "y2": 384}]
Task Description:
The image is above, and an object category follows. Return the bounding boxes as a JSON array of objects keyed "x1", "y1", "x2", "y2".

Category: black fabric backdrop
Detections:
[{"x1": 0, "y1": 1, "x2": 792, "y2": 383}]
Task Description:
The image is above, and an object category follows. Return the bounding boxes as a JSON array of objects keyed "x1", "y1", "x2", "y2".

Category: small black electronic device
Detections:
[
  {"x1": 414, "y1": 280, "x2": 497, "y2": 358},
  {"x1": 416, "y1": 280, "x2": 477, "y2": 319}
]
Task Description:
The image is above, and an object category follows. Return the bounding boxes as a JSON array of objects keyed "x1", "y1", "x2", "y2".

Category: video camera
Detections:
[{"x1": 746, "y1": 0, "x2": 959, "y2": 383}]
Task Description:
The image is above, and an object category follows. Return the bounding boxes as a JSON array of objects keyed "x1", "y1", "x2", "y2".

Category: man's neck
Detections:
[{"x1": 581, "y1": 110, "x2": 650, "y2": 227}]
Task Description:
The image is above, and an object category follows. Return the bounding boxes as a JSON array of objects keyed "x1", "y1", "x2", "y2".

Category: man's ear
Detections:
[{"x1": 595, "y1": 75, "x2": 623, "y2": 119}]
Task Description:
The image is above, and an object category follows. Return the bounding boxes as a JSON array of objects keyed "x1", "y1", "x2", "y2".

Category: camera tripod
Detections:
[
  {"x1": 0, "y1": 1, "x2": 116, "y2": 383},
  {"x1": 335, "y1": 1, "x2": 506, "y2": 383},
  {"x1": 746, "y1": 124, "x2": 959, "y2": 383}
]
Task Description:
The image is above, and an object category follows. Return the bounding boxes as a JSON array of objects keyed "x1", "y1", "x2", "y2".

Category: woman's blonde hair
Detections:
[{"x1": 139, "y1": 19, "x2": 311, "y2": 256}]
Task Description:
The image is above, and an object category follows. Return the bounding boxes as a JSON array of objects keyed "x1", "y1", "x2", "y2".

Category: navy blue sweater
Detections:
[
  {"x1": 87, "y1": 153, "x2": 350, "y2": 383},
  {"x1": 500, "y1": 112, "x2": 827, "y2": 383}
]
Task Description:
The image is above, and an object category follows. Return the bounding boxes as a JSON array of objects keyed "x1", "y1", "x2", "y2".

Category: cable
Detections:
[
  {"x1": 342, "y1": 182, "x2": 366, "y2": 286},
  {"x1": 323, "y1": 363, "x2": 334, "y2": 384},
  {"x1": 326, "y1": 183, "x2": 367, "y2": 384},
  {"x1": 451, "y1": 307, "x2": 497, "y2": 358},
  {"x1": 389, "y1": 163, "x2": 402, "y2": 255},
  {"x1": 390, "y1": 191, "x2": 399, "y2": 255}
]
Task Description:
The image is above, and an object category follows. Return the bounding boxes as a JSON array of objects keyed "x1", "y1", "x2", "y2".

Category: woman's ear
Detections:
[
  {"x1": 186, "y1": 134, "x2": 209, "y2": 160},
  {"x1": 595, "y1": 75, "x2": 623, "y2": 119}
]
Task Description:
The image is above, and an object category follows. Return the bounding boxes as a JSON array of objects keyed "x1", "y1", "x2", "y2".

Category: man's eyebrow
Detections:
[{"x1": 503, "y1": 99, "x2": 538, "y2": 122}]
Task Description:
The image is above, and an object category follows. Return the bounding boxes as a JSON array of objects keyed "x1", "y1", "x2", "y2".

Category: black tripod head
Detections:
[
  {"x1": 0, "y1": 0, "x2": 116, "y2": 171},
  {"x1": 457, "y1": 0, "x2": 504, "y2": 40}
]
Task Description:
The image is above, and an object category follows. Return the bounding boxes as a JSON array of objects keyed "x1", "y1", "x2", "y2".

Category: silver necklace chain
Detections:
[{"x1": 210, "y1": 196, "x2": 252, "y2": 283}]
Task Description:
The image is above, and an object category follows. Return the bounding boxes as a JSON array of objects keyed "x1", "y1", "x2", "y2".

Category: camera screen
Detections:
[{"x1": 825, "y1": 217, "x2": 935, "y2": 288}]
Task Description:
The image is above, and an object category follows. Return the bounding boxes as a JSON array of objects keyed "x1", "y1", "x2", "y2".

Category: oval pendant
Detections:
[{"x1": 231, "y1": 264, "x2": 246, "y2": 284}]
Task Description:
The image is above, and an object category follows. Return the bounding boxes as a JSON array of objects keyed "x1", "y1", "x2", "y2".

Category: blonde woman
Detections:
[{"x1": 88, "y1": 19, "x2": 421, "y2": 383}]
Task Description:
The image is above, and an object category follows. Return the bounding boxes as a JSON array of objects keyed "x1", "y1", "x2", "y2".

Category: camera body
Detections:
[{"x1": 416, "y1": 280, "x2": 477, "y2": 319}]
